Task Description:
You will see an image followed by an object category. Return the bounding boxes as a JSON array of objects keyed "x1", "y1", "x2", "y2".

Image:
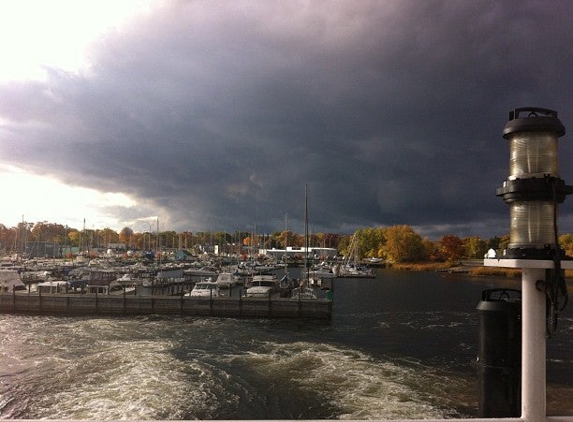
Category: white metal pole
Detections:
[{"x1": 521, "y1": 267, "x2": 546, "y2": 422}]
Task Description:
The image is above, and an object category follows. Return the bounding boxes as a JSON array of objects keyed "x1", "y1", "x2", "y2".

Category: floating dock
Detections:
[{"x1": 0, "y1": 292, "x2": 332, "y2": 320}]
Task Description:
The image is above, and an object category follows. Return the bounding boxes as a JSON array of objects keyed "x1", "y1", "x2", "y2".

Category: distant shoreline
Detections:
[{"x1": 387, "y1": 260, "x2": 573, "y2": 280}]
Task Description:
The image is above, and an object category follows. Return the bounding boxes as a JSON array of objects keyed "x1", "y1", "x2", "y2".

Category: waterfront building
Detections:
[{"x1": 259, "y1": 246, "x2": 337, "y2": 261}]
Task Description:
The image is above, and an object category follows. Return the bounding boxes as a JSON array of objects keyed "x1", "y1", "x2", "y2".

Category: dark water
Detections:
[{"x1": 1, "y1": 269, "x2": 573, "y2": 419}]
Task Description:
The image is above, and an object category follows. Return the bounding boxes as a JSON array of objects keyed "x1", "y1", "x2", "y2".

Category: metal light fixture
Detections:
[
  {"x1": 496, "y1": 107, "x2": 573, "y2": 259},
  {"x1": 485, "y1": 108, "x2": 573, "y2": 422}
]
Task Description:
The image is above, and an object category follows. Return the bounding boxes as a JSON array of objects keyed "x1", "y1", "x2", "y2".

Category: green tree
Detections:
[
  {"x1": 487, "y1": 236, "x2": 503, "y2": 250},
  {"x1": 337, "y1": 235, "x2": 353, "y2": 257},
  {"x1": 98, "y1": 228, "x2": 119, "y2": 247},
  {"x1": 0, "y1": 224, "x2": 16, "y2": 253},
  {"x1": 277, "y1": 230, "x2": 295, "y2": 248},
  {"x1": 464, "y1": 236, "x2": 487, "y2": 259},
  {"x1": 31, "y1": 222, "x2": 64, "y2": 243},
  {"x1": 356, "y1": 227, "x2": 386, "y2": 258}
]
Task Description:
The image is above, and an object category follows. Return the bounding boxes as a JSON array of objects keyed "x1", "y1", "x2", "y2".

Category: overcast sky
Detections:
[{"x1": 2, "y1": 0, "x2": 573, "y2": 239}]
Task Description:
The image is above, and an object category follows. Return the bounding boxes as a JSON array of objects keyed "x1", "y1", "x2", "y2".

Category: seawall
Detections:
[{"x1": 0, "y1": 292, "x2": 332, "y2": 320}]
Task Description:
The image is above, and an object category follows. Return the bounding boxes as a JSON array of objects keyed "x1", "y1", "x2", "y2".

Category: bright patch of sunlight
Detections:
[
  {"x1": 0, "y1": 165, "x2": 136, "y2": 230},
  {"x1": 0, "y1": 0, "x2": 151, "y2": 82}
]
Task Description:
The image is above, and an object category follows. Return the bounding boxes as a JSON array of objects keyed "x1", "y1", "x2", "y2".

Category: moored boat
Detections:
[
  {"x1": 0, "y1": 270, "x2": 26, "y2": 293},
  {"x1": 290, "y1": 286, "x2": 317, "y2": 300},
  {"x1": 87, "y1": 280, "x2": 136, "y2": 295},
  {"x1": 37, "y1": 280, "x2": 68, "y2": 294},
  {"x1": 334, "y1": 263, "x2": 375, "y2": 278},
  {"x1": 246, "y1": 274, "x2": 280, "y2": 297},
  {"x1": 183, "y1": 266, "x2": 219, "y2": 277},
  {"x1": 336, "y1": 233, "x2": 375, "y2": 278},
  {"x1": 214, "y1": 272, "x2": 239, "y2": 289},
  {"x1": 186, "y1": 280, "x2": 220, "y2": 297}
]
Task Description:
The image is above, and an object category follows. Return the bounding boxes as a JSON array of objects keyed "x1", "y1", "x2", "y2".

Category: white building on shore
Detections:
[{"x1": 259, "y1": 246, "x2": 338, "y2": 261}]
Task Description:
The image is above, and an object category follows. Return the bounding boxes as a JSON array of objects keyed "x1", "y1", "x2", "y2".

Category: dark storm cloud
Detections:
[{"x1": 2, "y1": 0, "x2": 573, "y2": 238}]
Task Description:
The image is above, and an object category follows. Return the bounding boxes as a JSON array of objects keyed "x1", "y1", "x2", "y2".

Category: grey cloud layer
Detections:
[{"x1": 2, "y1": 0, "x2": 573, "y2": 237}]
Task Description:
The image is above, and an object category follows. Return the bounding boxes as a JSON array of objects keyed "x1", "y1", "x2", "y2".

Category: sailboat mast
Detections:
[
  {"x1": 305, "y1": 184, "x2": 309, "y2": 282},
  {"x1": 284, "y1": 213, "x2": 288, "y2": 276},
  {"x1": 156, "y1": 218, "x2": 161, "y2": 267}
]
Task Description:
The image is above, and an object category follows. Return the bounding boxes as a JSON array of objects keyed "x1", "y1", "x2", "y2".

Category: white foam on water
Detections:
[
  {"x1": 1, "y1": 316, "x2": 229, "y2": 419},
  {"x1": 0, "y1": 314, "x2": 476, "y2": 419},
  {"x1": 228, "y1": 340, "x2": 470, "y2": 419},
  {"x1": 21, "y1": 339, "x2": 191, "y2": 419}
]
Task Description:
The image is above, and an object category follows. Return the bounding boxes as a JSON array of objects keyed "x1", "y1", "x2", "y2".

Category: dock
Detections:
[{"x1": 0, "y1": 292, "x2": 332, "y2": 320}]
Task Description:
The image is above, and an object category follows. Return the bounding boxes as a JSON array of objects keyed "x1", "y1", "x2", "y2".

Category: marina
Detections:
[{"x1": 0, "y1": 264, "x2": 333, "y2": 319}]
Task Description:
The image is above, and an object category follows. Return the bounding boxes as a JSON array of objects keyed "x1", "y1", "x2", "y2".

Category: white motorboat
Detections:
[
  {"x1": 310, "y1": 262, "x2": 336, "y2": 279},
  {"x1": 245, "y1": 274, "x2": 280, "y2": 297},
  {"x1": 37, "y1": 280, "x2": 68, "y2": 294},
  {"x1": 183, "y1": 266, "x2": 219, "y2": 277},
  {"x1": 186, "y1": 280, "x2": 220, "y2": 297},
  {"x1": 290, "y1": 286, "x2": 317, "y2": 300},
  {"x1": 87, "y1": 280, "x2": 136, "y2": 295},
  {"x1": 214, "y1": 272, "x2": 239, "y2": 289}
]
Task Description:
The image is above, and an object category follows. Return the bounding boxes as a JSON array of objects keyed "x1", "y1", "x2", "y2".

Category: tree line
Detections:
[
  {"x1": 0, "y1": 221, "x2": 343, "y2": 257},
  {"x1": 2, "y1": 220, "x2": 573, "y2": 263}
]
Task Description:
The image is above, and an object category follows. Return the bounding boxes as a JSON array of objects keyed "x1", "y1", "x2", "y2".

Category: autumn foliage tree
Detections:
[
  {"x1": 383, "y1": 225, "x2": 426, "y2": 263},
  {"x1": 119, "y1": 227, "x2": 134, "y2": 244},
  {"x1": 559, "y1": 234, "x2": 573, "y2": 257},
  {"x1": 277, "y1": 230, "x2": 295, "y2": 248},
  {"x1": 438, "y1": 235, "x2": 465, "y2": 262}
]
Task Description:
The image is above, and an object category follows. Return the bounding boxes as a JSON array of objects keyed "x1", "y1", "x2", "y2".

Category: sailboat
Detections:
[
  {"x1": 291, "y1": 184, "x2": 318, "y2": 300},
  {"x1": 279, "y1": 214, "x2": 296, "y2": 296},
  {"x1": 336, "y1": 234, "x2": 375, "y2": 278}
]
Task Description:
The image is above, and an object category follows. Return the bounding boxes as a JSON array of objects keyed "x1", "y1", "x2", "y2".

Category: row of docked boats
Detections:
[
  {"x1": 1, "y1": 267, "x2": 141, "y2": 296},
  {"x1": 184, "y1": 272, "x2": 322, "y2": 300},
  {"x1": 0, "y1": 258, "x2": 332, "y2": 300},
  {"x1": 183, "y1": 271, "x2": 240, "y2": 297}
]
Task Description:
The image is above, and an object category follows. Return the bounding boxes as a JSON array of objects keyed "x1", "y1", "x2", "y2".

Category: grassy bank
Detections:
[
  {"x1": 388, "y1": 261, "x2": 520, "y2": 278},
  {"x1": 387, "y1": 261, "x2": 573, "y2": 279},
  {"x1": 389, "y1": 262, "x2": 455, "y2": 272},
  {"x1": 467, "y1": 266, "x2": 522, "y2": 278}
]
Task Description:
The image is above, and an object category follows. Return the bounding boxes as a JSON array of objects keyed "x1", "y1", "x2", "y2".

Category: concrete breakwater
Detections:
[{"x1": 0, "y1": 292, "x2": 332, "y2": 320}]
